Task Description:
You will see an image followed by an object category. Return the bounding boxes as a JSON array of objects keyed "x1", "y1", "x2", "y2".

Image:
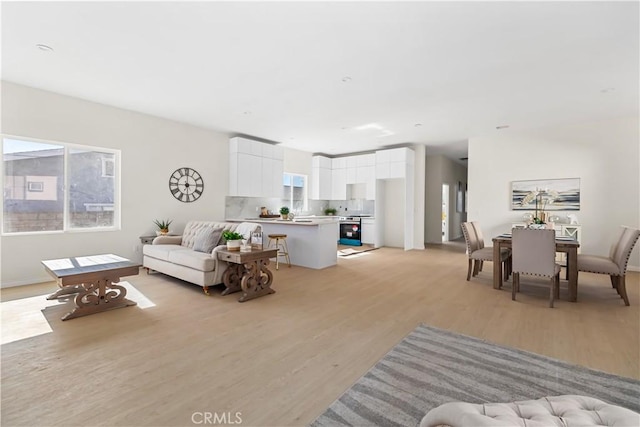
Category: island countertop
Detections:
[
  {"x1": 225, "y1": 218, "x2": 339, "y2": 269},
  {"x1": 226, "y1": 218, "x2": 339, "y2": 226}
]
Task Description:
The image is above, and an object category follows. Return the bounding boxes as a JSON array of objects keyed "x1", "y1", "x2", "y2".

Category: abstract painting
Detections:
[{"x1": 511, "y1": 178, "x2": 580, "y2": 211}]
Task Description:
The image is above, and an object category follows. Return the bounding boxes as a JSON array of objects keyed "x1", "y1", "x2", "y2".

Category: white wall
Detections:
[
  {"x1": 412, "y1": 144, "x2": 426, "y2": 249},
  {"x1": 382, "y1": 179, "x2": 405, "y2": 248},
  {"x1": 468, "y1": 117, "x2": 640, "y2": 270},
  {"x1": 425, "y1": 154, "x2": 468, "y2": 243},
  {"x1": 1, "y1": 82, "x2": 230, "y2": 286}
]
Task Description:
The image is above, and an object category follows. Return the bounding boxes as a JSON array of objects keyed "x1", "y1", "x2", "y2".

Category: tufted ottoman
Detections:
[{"x1": 420, "y1": 395, "x2": 640, "y2": 427}]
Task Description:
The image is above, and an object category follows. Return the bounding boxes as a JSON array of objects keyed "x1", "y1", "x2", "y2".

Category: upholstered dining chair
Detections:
[
  {"x1": 512, "y1": 228, "x2": 562, "y2": 308},
  {"x1": 577, "y1": 226, "x2": 640, "y2": 306},
  {"x1": 461, "y1": 222, "x2": 511, "y2": 282},
  {"x1": 470, "y1": 221, "x2": 500, "y2": 274}
]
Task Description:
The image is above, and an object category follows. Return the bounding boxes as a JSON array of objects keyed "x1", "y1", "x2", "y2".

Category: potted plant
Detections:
[
  {"x1": 279, "y1": 206, "x2": 290, "y2": 220},
  {"x1": 223, "y1": 230, "x2": 244, "y2": 251},
  {"x1": 153, "y1": 219, "x2": 173, "y2": 236},
  {"x1": 324, "y1": 207, "x2": 337, "y2": 216}
]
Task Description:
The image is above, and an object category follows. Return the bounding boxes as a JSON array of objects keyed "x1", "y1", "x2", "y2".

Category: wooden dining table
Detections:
[{"x1": 492, "y1": 233, "x2": 581, "y2": 302}]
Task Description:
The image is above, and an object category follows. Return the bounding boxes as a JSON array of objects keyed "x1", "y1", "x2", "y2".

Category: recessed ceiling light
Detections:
[
  {"x1": 414, "y1": 123, "x2": 422, "y2": 127},
  {"x1": 496, "y1": 125, "x2": 510, "y2": 130},
  {"x1": 341, "y1": 76, "x2": 352, "y2": 83},
  {"x1": 36, "y1": 44, "x2": 54, "y2": 52}
]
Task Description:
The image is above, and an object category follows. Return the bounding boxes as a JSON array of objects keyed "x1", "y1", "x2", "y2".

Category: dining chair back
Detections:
[
  {"x1": 578, "y1": 226, "x2": 640, "y2": 306},
  {"x1": 470, "y1": 221, "x2": 486, "y2": 249},
  {"x1": 511, "y1": 228, "x2": 561, "y2": 308},
  {"x1": 461, "y1": 222, "x2": 511, "y2": 282}
]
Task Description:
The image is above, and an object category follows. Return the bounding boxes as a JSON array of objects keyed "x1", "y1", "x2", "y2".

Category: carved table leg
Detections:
[
  {"x1": 238, "y1": 259, "x2": 275, "y2": 302},
  {"x1": 47, "y1": 284, "x2": 83, "y2": 300},
  {"x1": 221, "y1": 264, "x2": 244, "y2": 296},
  {"x1": 61, "y1": 278, "x2": 136, "y2": 321}
]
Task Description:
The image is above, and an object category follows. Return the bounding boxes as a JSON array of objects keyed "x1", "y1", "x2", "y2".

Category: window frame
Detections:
[
  {"x1": 1, "y1": 134, "x2": 122, "y2": 236},
  {"x1": 282, "y1": 172, "x2": 308, "y2": 213}
]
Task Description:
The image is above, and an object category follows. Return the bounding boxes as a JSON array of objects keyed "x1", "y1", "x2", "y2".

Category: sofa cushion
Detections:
[
  {"x1": 420, "y1": 395, "x2": 640, "y2": 427},
  {"x1": 193, "y1": 227, "x2": 224, "y2": 253},
  {"x1": 181, "y1": 221, "x2": 238, "y2": 249},
  {"x1": 168, "y1": 249, "x2": 215, "y2": 272},
  {"x1": 143, "y1": 244, "x2": 186, "y2": 261}
]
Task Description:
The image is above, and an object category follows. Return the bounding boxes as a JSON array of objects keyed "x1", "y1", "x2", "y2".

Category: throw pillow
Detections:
[{"x1": 193, "y1": 227, "x2": 224, "y2": 253}]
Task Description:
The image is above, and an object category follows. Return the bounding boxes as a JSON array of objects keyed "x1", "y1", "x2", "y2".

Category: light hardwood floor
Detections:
[{"x1": 1, "y1": 244, "x2": 638, "y2": 427}]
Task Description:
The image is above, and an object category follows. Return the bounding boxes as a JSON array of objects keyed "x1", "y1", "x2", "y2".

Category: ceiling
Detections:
[{"x1": 2, "y1": 2, "x2": 638, "y2": 162}]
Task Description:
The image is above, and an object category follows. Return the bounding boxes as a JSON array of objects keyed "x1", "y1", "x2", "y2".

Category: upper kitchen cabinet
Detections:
[
  {"x1": 311, "y1": 155, "x2": 332, "y2": 200},
  {"x1": 376, "y1": 147, "x2": 414, "y2": 179},
  {"x1": 229, "y1": 137, "x2": 283, "y2": 198},
  {"x1": 331, "y1": 158, "x2": 347, "y2": 200}
]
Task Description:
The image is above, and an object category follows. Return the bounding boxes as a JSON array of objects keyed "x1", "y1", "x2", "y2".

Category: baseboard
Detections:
[
  {"x1": 628, "y1": 265, "x2": 639, "y2": 272},
  {"x1": 0, "y1": 276, "x2": 51, "y2": 288}
]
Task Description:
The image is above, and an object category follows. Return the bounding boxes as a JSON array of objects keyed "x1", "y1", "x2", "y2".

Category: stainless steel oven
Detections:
[{"x1": 339, "y1": 216, "x2": 362, "y2": 246}]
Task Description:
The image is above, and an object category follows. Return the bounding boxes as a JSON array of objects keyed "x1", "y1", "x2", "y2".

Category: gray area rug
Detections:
[{"x1": 311, "y1": 324, "x2": 640, "y2": 427}]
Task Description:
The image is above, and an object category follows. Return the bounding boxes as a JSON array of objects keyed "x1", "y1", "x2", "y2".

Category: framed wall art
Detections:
[{"x1": 511, "y1": 178, "x2": 580, "y2": 211}]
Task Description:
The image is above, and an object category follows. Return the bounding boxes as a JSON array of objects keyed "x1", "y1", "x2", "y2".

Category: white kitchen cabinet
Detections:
[
  {"x1": 375, "y1": 147, "x2": 412, "y2": 179},
  {"x1": 311, "y1": 155, "x2": 333, "y2": 200},
  {"x1": 229, "y1": 137, "x2": 283, "y2": 197},
  {"x1": 346, "y1": 166, "x2": 357, "y2": 184},
  {"x1": 331, "y1": 168, "x2": 347, "y2": 200},
  {"x1": 234, "y1": 153, "x2": 262, "y2": 197},
  {"x1": 361, "y1": 218, "x2": 377, "y2": 245},
  {"x1": 332, "y1": 157, "x2": 346, "y2": 169}
]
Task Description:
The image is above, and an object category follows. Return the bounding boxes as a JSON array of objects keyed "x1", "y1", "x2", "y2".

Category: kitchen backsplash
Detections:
[{"x1": 225, "y1": 197, "x2": 374, "y2": 219}]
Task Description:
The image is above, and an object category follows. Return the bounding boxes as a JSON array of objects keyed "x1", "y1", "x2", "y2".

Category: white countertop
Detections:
[{"x1": 226, "y1": 218, "x2": 339, "y2": 226}]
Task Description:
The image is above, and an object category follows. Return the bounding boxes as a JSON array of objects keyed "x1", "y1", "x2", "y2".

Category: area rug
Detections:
[
  {"x1": 338, "y1": 247, "x2": 379, "y2": 257},
  {"x1": 310, "y1": 324, "x2": 640, "y2": 427}
]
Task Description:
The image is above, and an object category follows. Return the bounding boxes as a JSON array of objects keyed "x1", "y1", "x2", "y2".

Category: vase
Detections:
[{"x1": 226, "y1": 240, "x2": 241, "y2": 251}]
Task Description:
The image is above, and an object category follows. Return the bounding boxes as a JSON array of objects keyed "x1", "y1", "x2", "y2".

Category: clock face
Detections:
[{"x1": 169, "y1": 167, "x2": 204, "y2": 203}]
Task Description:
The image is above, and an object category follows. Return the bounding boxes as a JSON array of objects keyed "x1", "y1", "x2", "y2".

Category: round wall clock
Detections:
[{"x1": 169, "y1": 167, "x2": 204, "y2": 203}]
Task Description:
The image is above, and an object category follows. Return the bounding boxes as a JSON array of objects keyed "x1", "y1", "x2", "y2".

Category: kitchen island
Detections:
[{"x1": 226, "y1": 218, "x2": 339, "y2": 269}]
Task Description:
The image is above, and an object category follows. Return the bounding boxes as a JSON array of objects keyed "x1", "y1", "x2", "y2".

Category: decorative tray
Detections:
[{"x1": 259, "y1": 214, "x2": 280, "y2": 218}]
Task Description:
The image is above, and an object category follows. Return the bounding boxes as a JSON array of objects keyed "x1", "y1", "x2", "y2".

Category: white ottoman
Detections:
[{"x1": 420, "y1": 395, "x2": 640, "y2": 427}]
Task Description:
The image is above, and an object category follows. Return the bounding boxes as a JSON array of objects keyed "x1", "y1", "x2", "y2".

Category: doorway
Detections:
[{"x1": 442, "y1": 184, "x2": 449, "y2": 242}]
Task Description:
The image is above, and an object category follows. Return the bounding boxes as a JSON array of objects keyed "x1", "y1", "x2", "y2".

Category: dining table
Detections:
[{"x1": 492, "y1": 232, "x2": 581, "y2": 302}]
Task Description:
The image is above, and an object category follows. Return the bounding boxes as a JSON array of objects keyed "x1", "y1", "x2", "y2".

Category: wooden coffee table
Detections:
[
  {"x1": 42, "y1": 254, "x2": 140, "y2": 320},
  {"x1": 218, "y1": 248, "x2": 278, "y2": 302}
]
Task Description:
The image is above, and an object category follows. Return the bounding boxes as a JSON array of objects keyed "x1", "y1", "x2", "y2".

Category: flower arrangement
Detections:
[{"x1": 520, "y1": 189, "x2": 559, "y2": 224}]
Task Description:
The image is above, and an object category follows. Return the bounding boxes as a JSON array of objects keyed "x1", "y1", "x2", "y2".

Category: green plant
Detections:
[
  {"x1": 324, "y1": 207, "x2": 337, "y2": 215},
  {"x1": 279, "y1": 206, "x2": 290, "y2": 215},
  {"x1": 222, "y1": 230, "x2": 244, "y2": 241},
  {"x1": 153, "y1": 219, "x2": 172, "y2": 231}
]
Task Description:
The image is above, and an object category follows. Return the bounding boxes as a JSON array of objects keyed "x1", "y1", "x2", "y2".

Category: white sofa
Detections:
[
  {"x1": 420, "y1": 395, "x2": 639, "y2": 427},
  {"x1": 143, "y1": 220, "x2": 260, "y2": 295}
]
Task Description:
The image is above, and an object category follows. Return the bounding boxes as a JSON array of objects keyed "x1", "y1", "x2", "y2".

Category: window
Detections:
[
  {"x1": 2, "y1": 136, "x2": 120, "y2": 234},
  {"x1": 282, "y1": 173, "x2": 308, "y2": 213}
]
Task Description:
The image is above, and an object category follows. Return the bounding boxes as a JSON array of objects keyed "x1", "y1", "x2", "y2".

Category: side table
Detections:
[
  {"x1": 139, "y1": 235, "x2": 156, "y2": 245},
  {"x1": 218, "y1": 248, "x2": 278, "y2": 302}
]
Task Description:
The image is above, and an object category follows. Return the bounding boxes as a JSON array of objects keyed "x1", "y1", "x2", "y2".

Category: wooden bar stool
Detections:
[{"x1": 267, "y1": 234, "x2": 291, "y2": 270}]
